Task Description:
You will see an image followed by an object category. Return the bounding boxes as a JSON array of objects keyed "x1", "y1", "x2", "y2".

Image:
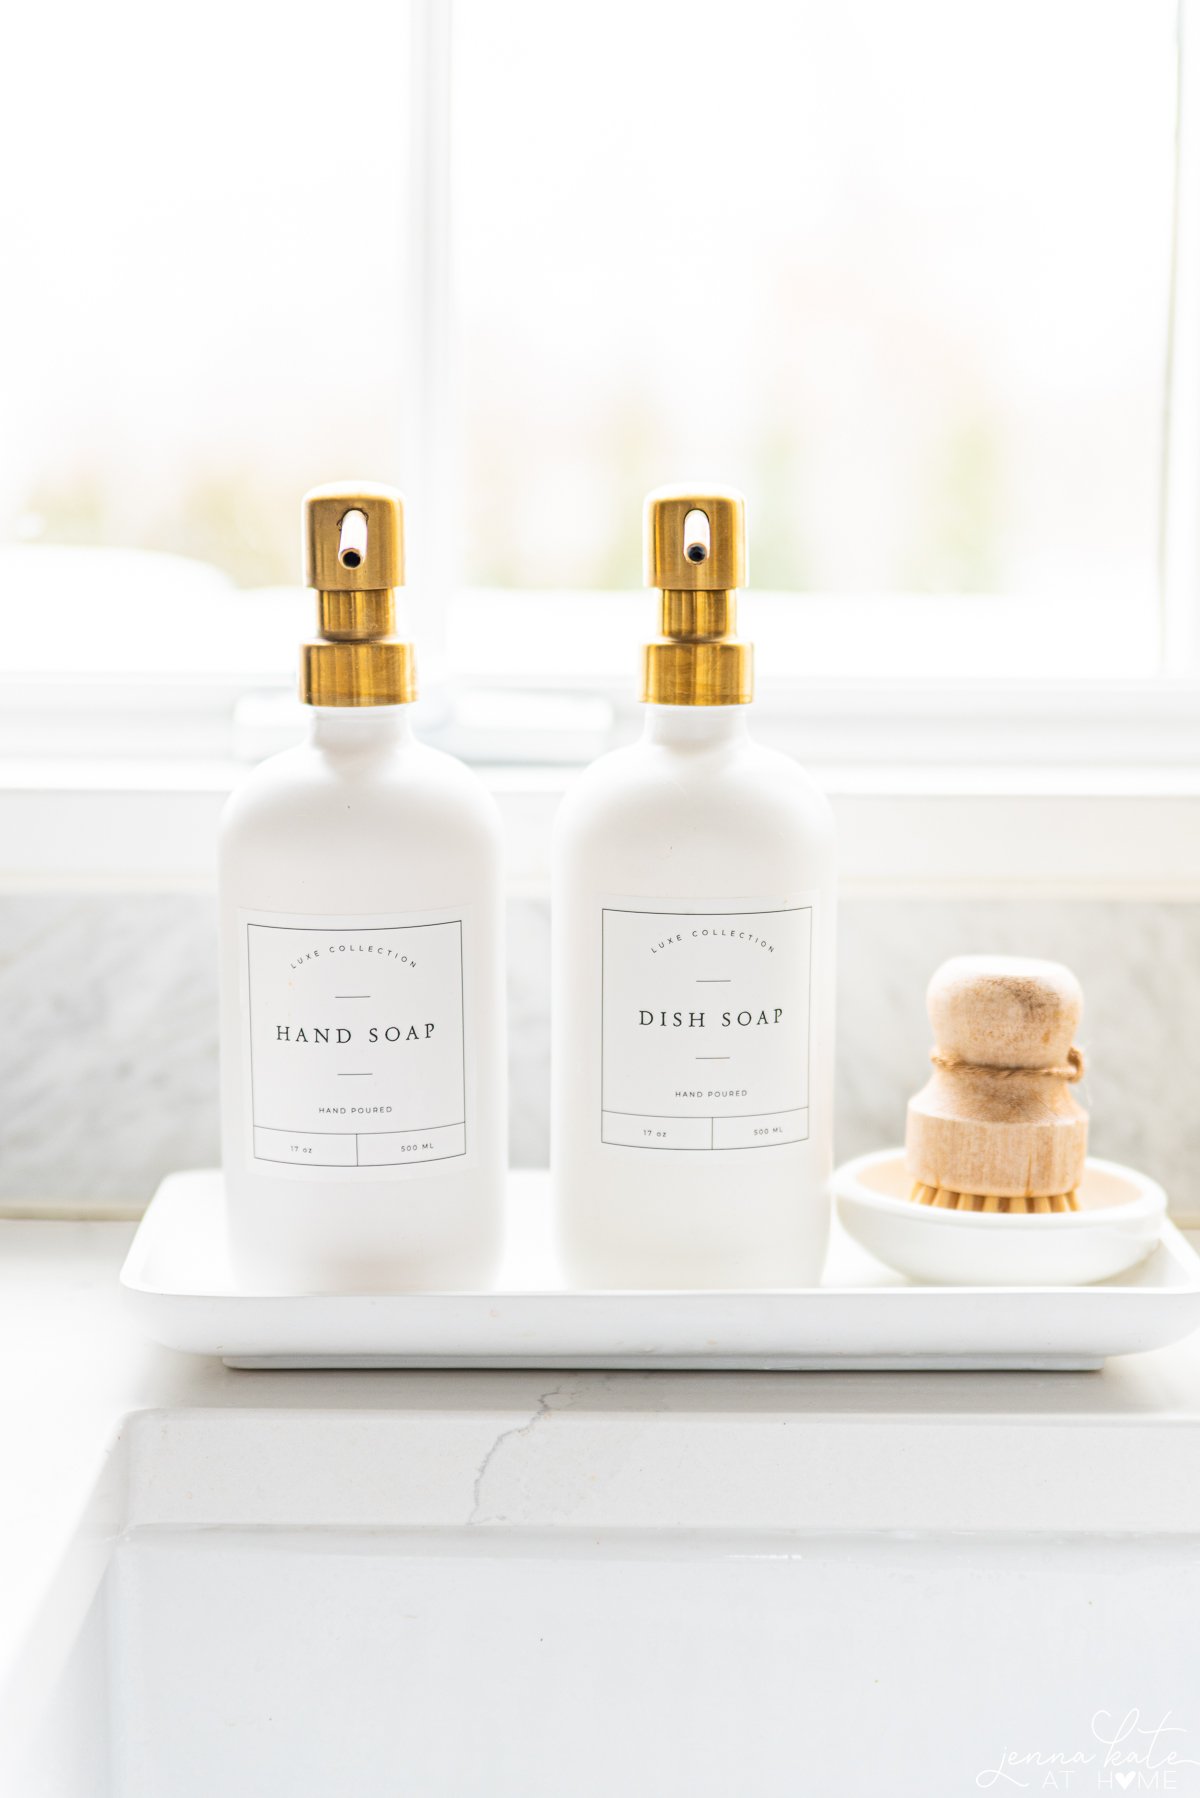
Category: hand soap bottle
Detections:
[
  {"x1": 219, "y1": 483, "x2": 506, "y2": 1292},
  {"x1": 551, "y1": 488, "x2": 835, "y2": 1288}
]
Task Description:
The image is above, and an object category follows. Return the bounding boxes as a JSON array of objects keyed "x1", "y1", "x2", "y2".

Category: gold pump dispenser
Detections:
[
  {"x1": 300, "y1": 482, "x2": 416, "y2": 706},
  {"x1": 641, "y1": 487, "x2": 751, "y2": 706}
]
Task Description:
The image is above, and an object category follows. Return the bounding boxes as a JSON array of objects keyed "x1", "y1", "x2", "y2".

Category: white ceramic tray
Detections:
[{"x1": 119, "y1": 1170, "x2": 1200, "y2": 1371}]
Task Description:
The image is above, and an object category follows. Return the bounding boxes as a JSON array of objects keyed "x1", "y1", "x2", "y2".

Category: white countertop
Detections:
[{"x1": 3, "y1": 1192, "x2": 1200, "y2": 1730}]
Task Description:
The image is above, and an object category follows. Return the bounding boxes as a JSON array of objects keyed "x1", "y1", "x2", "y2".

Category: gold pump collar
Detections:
[
  {"x1": 641, "y1": 487, "x2": 752, "y2": 706},
  {"x1": 299, "y1": 482, "x2": 416, "y2": 706}
]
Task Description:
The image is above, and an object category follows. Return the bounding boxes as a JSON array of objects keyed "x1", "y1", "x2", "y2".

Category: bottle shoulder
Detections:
[
  {"x1": 557, "y1": 731, "x2": 833, "y2": 835},
  {"x1": 553, "y1": 729, "x2": 835, "y2": 892},
  {"x1": 219, "y1": 733, "x2": 502, "y2": 875},
  {"x1": 225, "y1": 734, "x2": 494, "y2": 818}
]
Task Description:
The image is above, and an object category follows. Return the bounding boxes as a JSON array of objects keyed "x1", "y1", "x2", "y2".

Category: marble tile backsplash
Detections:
[{"x1": 2, "y1": 891, "x2": 1197, "y2": 1211}]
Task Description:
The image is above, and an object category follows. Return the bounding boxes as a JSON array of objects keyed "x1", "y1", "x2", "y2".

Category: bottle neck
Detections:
[
  {"x1": 307, "y1": 704, "x2": 416, "y2": 752},
  {"x1": 641, "y1": 702, "x2": 752, "y2": 748}
]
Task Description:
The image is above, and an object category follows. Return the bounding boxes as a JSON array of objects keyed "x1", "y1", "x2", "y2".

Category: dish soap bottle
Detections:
[
  {"x1": 551, "y1": 488, "x2": 835, "y2": 1288},
  {"x1": 219, "y1": 483, "x2": 506, "y2": 1292}
]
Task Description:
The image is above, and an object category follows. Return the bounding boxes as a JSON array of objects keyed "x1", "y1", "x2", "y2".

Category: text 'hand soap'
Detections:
[
  {"x1": 551, "y1": 488, "x2": 836, "y2": 1288},
  {"x1": 218, "y1": 484, "x2": 506, "y2": 1293}
]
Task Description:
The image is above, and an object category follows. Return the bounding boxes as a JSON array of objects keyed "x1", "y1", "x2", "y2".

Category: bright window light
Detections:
[
  {"x1": 453, "y1": 0, "x2": 1176, "y2": 607},
  {"x1": 0, "y1": 0, "x2": 1185, "y2": 697},
  {"x1": 0, "y1": 0, "x2": 412, "y2": 593}
]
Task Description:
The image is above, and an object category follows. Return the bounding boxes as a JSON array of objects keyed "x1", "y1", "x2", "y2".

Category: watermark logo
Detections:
[{"x1": 976, "y1": 1710, "x2": 1199, "y2": 1791}]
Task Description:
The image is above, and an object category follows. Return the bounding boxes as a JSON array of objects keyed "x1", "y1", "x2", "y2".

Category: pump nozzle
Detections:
[
  {"x1": 644, "y1": 488, "x2": 746, "y2": 593},
  {"x1": 682, "y1": 508, "x2": 711, "y2": 565},
  {"x1": 299, "y1": 482, "x2": 415, "y2": 706},
  {"x1": 641, "y1": 487, "x2": 752, "y2": 706},
  {"x1": 338, "y1": 508, "x2": 369, "y2": 570}
]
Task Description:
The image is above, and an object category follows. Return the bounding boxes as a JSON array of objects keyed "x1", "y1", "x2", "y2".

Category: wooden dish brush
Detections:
[{"x1": 905, "y1": 955, "x2": 1087, "y2": 1214}]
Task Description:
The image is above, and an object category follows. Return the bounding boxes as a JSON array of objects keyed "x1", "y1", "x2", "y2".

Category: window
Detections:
[
  {"x1": 0, "y1": 0, "x2": 413, "y2": 686},
  {"x1": 1, "y1": 0, "x2": 411, "y2": 593},
  {"x1": 0, "y1": 0, "x2": 1191, "y2": 728}
]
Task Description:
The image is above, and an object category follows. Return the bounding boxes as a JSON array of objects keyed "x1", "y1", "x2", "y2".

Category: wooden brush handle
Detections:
[
  {"x1": 905, "y1": 956, "x2": 1089, "y2": 1201},
  {"x1": 928, "y1": 955, "x2": 1080, "y2": 1070}
]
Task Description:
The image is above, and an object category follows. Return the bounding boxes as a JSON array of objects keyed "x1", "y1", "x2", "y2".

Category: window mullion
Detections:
[
  {"x1": 1161, "y1": 0, "x2": 1200, "y2": 672},
  {"x1": 406, "y1": 0, "x2": 456, "y2": 665}
]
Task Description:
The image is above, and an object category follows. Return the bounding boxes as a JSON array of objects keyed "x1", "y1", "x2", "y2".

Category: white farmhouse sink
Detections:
[{"x1": 9, "y1": 1402, "x2": 1200, "y2": 1797}]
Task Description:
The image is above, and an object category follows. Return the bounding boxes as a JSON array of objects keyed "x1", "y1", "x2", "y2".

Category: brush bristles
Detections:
[{"x1": 909, "y1": 1182, "x2": 1079, "y2": 1214}]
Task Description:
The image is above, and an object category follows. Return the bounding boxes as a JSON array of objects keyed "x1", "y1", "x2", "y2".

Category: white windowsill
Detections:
[{"x1": 6, "y1": 755, "x2": 1200, "y2": 897}]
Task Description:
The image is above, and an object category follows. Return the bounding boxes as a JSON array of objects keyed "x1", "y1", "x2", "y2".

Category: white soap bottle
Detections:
[
  {"x1": 219, "y1": 483, "x2": 506, "y2": 1292},
  {"x1": 552, "y1": 488, "x2": 835, "y2": 1289}
]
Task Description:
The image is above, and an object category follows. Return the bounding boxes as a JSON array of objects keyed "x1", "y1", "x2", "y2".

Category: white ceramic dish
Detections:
[
  {"x1": 119, "y1": 1169, "x2": 1200, "y2": 1370},
  {"x1": 836, "y1": 1150, "x2": 1167, "y2": 1286}
]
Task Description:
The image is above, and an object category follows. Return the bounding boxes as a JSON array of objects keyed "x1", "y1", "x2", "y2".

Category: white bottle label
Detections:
[
  {"x1": 238, "y1": 908, "x2": 467, "y2": 1176},
  {"x1": 600, "y1": 899, "x2": 814, "y2": 1152}
]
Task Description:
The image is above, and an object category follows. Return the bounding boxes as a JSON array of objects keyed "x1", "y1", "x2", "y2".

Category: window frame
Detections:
[
  {"x1": 419, "y1": 0, "x2": 1199, "y2": 713},
  {"x1": 6, "y1": 0, "x2": 1200, "y2": 793},
  {"x1": 1163, "y1": 0, "x2": 1200, "y2": 670}
]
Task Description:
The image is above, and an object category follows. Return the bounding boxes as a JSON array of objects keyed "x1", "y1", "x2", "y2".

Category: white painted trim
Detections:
[
  {"x1": 11, "y1": 668, "x2": 1200, "y2": 767},
  {"x1": 405, "y1": 0, "x2": 455, "y2": 657},
  {"x1": 6, "y1": 761, "x2": 1200, "y2": 897},
  {"x1": 1164, "y1": 0, "x2": 1200, "y2": 669}
]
